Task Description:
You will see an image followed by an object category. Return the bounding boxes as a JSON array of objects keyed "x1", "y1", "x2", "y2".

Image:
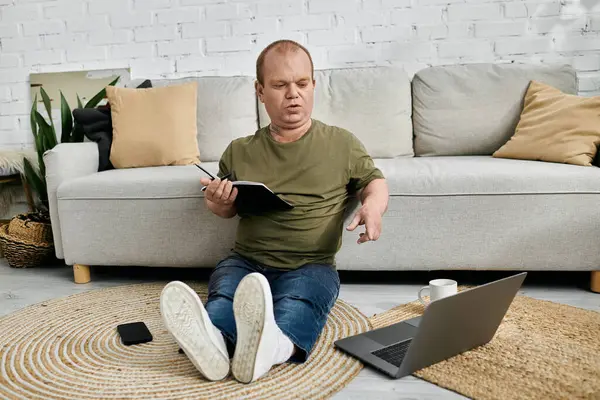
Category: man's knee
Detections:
[
  {"x1": 208, "y1": 256, "x2": 256, "y2": 298},
  {"x1": 273, "y1": 286, "x2": 337, "y2": 320},
  {"x1": 272, "y1": 265, "x2": 340, "y2": 309}
]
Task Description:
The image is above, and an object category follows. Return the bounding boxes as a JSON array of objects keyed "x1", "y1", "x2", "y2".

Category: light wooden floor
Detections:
[{"x1": 1, "y1": 260, "x2": 598, "y2": 399}]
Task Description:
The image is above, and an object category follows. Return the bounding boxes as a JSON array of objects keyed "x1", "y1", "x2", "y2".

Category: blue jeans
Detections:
[{"x1": 204, "y1": 254, "x2": 340, "y2": 363}]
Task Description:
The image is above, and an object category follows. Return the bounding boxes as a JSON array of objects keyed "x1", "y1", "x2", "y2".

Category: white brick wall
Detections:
[
  {"x1": 447, "y1": 4, "x2": 502, "y2": 22},
  {"x1": 0, "y1": 86, "x2": 10, "y2": 103},
  {"x1": 0, "y1": 0, "x2": 598, "y2": 149}
]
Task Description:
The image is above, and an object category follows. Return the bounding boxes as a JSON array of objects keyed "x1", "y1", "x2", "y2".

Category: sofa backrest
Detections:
[
  {"x1": 412, "y1": 63, "x2": 578, "y2": 157},
  {"x1": 257, "y1": 66, "x2": 414, "y2": 158},
  {"x1": 150, "y1": 76, "x2": 258, "y2": 162},
  {"x1": 138, "y1": 62, "x2": 578, "y2": 162}
]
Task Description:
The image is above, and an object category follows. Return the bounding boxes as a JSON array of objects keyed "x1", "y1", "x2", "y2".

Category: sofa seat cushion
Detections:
[
  {"x1": 375, "y1": 156, "x2": 600, "y2": 196},
  {"x1": 57, "y1": 163, "x2": 220, "y2": 200},
  {"x1": 59, "y1": 157, "x2": 600, "y2": 200}
]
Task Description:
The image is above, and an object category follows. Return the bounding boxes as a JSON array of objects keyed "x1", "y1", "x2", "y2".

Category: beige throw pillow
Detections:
[
  {"x1": 493, "y1": 80, "x2": 600, "y2": 166},
  {"x1": 107, "y1": 81, "x2": 200, "y2": 168}
]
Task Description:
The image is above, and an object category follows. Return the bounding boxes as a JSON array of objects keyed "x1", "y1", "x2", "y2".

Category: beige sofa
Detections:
[{"x1": 43, "y1": 63, "x2": 600, "y2": 292}]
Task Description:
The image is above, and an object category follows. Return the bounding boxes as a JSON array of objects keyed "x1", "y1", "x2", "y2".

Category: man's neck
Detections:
[{"x1": 269, "y1": 119, "x2": 312, "y2": 143}]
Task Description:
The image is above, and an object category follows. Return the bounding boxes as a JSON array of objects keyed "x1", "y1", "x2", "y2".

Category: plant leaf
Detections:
[
  {"x1": 34, "y1": 110, "x2": 57, "y2": 150},
  {"x1": 39, "y1": 87, "x2": 54, "y2": 128},
  {"x1": 108, "y1": 75, "x2": 120, "y2": 86},
  {"x1": 36, "y1": 122, "x2": 51, "y2": 179},
  {"x1": 23, "y1": 157, "x2": 47, "y2": 206},
  {"x1": 85, "y1": 76, "x2": 120, "y2": 108},
  {"x1": 77, "y1": 94, "x2": 83, "y2": 109},
  {"x1": 34, "y1": 133, "x2": 44, "y2": 179},
  {"x1": 30, "y1": 93, "x2": 38, "y2": 144},
  {"x1": 60, "y1": 91, "x2": 73, "y2": 143},
  {"x1": 30, "y1": 96, "x2": 44, "y2": 176},
  {"x1": 30, "y1": 94, "x2": 45, "y2": 177},
  {"x1": 34, "y1": 132, "x2": 42, "y2": 156}
]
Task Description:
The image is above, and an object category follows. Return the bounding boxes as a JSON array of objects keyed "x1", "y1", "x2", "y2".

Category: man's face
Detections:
[{"x1": 256, "y1": 49, "x2": 315, "y2": 129}]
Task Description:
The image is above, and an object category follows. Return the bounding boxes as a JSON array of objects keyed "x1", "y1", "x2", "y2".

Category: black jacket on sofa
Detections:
[{"x1": 72, "y1": 107, "x2": 114, "y2": 171}]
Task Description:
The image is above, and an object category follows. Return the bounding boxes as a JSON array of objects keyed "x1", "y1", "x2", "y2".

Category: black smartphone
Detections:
[{"x1": 117, "y1": 322, "x2": 153, "y2": 346}]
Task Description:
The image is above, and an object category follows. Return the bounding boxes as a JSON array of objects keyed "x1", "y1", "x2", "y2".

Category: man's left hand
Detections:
[{"x1": 346, "y1": 204, "x2": 382, "y2": 244}]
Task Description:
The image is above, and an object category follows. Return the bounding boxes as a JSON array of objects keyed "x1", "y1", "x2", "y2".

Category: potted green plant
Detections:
[
  {"x1": 0, "y1": 77, "x2": 119, "y2": 268},
  {"x1": 23, "y1": 76, "x2": 120, "y2": 212}
]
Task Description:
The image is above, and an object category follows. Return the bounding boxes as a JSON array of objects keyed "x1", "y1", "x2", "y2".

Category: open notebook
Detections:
[
  {"x1": 197, "y1": 165, "x2": 293, "y2": 213},
  {"x1": 226, "y1": 181, "x2": 294, "y2": 213},
  {"x1": 195, "y1": 164, "x2": 294, "y2": 213},
  {"x1": 202, "y1": 181, "x2": 294, "y2": 213}
]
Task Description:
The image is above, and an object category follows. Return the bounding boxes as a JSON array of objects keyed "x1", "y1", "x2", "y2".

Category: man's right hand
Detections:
[{"x1": 201, "y1": 177, "x2": 238, "y2": 214}]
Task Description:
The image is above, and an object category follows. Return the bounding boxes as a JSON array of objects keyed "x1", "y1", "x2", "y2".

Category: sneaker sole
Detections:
[
  {"x1": 160, "y1": 281, "x2": 229, "y2": 381},
  {"x1": 231, "y1": 273, "x2": 271, "y2": 383}
]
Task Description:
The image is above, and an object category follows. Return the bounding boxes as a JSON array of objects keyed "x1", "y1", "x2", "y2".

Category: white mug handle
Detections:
[{"x1": 418, "y1": 286, "x2": 430, "y2": 306}]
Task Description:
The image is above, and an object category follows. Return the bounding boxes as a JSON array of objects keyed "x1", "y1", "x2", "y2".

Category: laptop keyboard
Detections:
[{"x1": 371, "y1": 339, "x2": 412, "y2": 367}]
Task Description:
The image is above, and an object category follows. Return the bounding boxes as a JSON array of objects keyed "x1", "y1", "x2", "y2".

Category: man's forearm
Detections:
[
  {"x1": 360, "y1": 178, "x2": 388, "y2": 215},
  {"x1": 205, "y1": 197, "x2": 237, "y2": 218}
]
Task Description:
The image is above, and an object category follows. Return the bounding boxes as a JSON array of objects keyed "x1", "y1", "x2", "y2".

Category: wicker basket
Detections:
[
  {"x1": 0, "y1": 224, "x2": 54, "y2": 268},
  {"x1": 8, "y1": 213, "x2": 53, "y2": 243}
]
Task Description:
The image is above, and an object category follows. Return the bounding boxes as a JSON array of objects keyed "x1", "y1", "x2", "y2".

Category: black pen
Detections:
[
  {"x1": 195, "y1": 164, "x2": 231, "y2": 180},
  {"x1": 196, "y1": 164, "x2": 231, "y2": 191}
]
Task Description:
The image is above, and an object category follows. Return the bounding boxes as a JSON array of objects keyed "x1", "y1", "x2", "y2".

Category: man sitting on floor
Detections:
[{"x1": 159, "y1": 39, "x2": 389, "y2": 384}]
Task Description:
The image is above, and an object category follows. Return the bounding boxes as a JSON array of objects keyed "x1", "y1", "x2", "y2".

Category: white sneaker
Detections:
[
  {"x1": 231, "y1": 273, "x2": 294, "y2": 383},
  {"x1": 160, "y1": 281, "x2": 230, "y2": 381}
]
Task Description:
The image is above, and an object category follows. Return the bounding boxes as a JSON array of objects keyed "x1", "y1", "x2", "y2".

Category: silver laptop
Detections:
[{"x1": 334, "y1": 272, "x2": 527, "y2": 379}]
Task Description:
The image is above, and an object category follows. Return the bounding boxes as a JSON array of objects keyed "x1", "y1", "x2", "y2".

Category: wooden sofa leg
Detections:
[
  {"x1": 591, "y1": 271, "x2": 600, "y2": 293},
  {"x1": 74, "y1": 264, "x2": 91, "y2": 284}
]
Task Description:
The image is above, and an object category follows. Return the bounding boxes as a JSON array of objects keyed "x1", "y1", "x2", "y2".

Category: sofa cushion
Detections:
[
  {"x1": 150, "y1": 76, "x2": 258, "y2": 162},
  {"x1": 107, "y1": 81, "x2": 200, "y2": 169},
  {"x1": 374, "y1": 156, "x2": 600, "y2": 196},
  {"x1": 59, "y1": 156, "x2": 600, "y2": 200},
  {"x1": 57, "y1": 163, "x2": 220, "y2": 200},
  {"x1": 412, "y1": 63, "x2": 577, "y2": 157},
  {"x1": 258, "y1": 66, "x2": 413, "y2": 158},
  {"x1": 493, "y1": 81, "x2": 600, "y2": 166}
]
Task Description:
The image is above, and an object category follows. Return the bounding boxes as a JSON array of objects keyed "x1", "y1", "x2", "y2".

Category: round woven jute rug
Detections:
[
  {"x1": 370, "y1": 291, "x2": 600, "y2": 400},
  {"x1": 0, "y1": 282, "x2": 369, "y2": 400}
]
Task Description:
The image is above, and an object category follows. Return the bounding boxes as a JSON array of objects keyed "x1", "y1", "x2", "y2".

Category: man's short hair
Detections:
[{"x1": 256, "y1": 40, "x2": 314, "y2": 85}]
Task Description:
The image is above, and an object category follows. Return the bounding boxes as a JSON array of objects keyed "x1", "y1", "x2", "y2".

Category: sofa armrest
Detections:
[{"x1": 44, "y1": 142, "x2": 99, "y2": 260}]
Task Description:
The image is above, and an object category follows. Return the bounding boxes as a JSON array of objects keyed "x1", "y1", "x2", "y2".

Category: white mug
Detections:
[{"x1": 418, "y1": 279, "x2": 457, "y2": 306}]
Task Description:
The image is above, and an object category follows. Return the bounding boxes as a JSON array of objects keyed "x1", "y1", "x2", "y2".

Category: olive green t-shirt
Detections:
[{"x1": 217, "y1": 119, "x2": 385, "y2": 269}]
